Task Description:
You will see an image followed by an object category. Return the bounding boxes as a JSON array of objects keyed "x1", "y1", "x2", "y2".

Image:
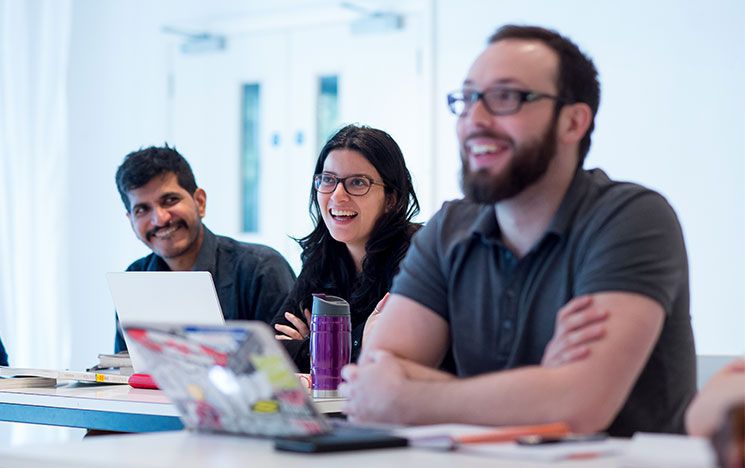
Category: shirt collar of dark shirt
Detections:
[
  {"x1": 193, "y1": 226, "x2": 235, "y2": 289},
  {"x1": 191, "y1": 225, "x2": 218, "y2": 273},
  {"x1": 472, "y1": 168, "x2": 594, "y2": 246}
]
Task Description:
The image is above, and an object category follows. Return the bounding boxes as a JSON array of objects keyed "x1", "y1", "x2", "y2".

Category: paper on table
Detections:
[
  {"x1": 395, "y1": 423, "x2": 575, "y2": 441},
  {"x1": 394, "y1": 424, "x2": 507, "y2": 450},
  {"x1": 459, "y1": 438, "x2": 628, "y2": 462},
  {"x1": 0, "y1": 366, "x2": 129, "y2": 384},
  {"x1": 619, "y1": 432, "x2": 716, "y2": 468},
  {"x1": 394, "y1": 423, "x2": 497, "y2": 439}
]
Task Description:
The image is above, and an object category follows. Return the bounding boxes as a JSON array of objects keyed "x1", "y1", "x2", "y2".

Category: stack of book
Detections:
[
  {"x1": 0, "y1": 376, "x2": 57, "y2": 389},
  {"x1": 0, "y1": 352, "x2": 135, "y2": 388},
  {"x1": 89, "y1": 351, "x2": 133, "y2": 376},
  {"x1": 0, "y1": 352, "x2": 133, "y2": 386}
]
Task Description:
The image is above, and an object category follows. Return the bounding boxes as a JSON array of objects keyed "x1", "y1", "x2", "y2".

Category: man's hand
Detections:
[
  {"x1": 542, "y1": 295, "x2": 608, "y2": 367},
  {"x1": 274, "y1": 309, "x2": 312, "y2": 340},
  {"x1": 339, "y1": 350, "x2": 413, "y2": 424},
  {"x1": 362, "y1": 293, "x2": 390, "y2": 344}
]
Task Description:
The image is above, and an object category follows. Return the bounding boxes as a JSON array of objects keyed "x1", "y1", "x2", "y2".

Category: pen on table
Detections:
[
  {"x1": 409, "y1": 422, "x2": 571, "y2": 450},
  {"x1": 516, "y1": 432, "x2": 608, "y2": 446}
]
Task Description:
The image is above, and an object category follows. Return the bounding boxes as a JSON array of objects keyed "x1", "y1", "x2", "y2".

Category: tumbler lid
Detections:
[{"x1": 311, "y1": 294, "x2": 350, "y2": 316}]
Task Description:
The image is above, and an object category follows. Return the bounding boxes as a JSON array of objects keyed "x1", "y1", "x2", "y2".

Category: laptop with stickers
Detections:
[
  {"x1": 123, "y1": 321, "x2": 328, "y2": 437},
  {"x1": 123, "y1": 321, "x2": 409, "y2": 451}
]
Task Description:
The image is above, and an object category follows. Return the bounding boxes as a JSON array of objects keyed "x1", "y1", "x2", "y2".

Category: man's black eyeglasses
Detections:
[
  {"x1": 313, "y1": 173, "x2": 384, "y2": 196},
  {"x1": 447, "y1": 87, "x2": 565, "y2": 116}
]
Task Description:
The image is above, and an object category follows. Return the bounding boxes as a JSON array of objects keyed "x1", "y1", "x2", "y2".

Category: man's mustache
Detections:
[
  {"x1": 146, "y1": 221, "x2": 186, "y2": 241},
  {"x1": 463, "y1": 129, "x2": 513, "y2": 143}
]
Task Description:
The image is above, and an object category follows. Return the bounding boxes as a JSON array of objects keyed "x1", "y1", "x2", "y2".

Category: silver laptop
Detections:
[
  {"x1": 122, "y1": 321, "x2": 331, "y2": 436},
  {"x1": 122, "y1": 321, "x2": 409, "y2": 451},
  {"x1": 106, "y1": 271, "x2": 225, "y2": 372}
]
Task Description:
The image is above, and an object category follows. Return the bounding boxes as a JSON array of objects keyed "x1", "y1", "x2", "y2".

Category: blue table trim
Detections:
[{"x1": 0, "y1": 402, "x2": 184, "y2": 432}]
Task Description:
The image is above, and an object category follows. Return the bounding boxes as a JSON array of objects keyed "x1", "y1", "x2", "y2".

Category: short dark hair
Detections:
[
  {"x1": 489, "y1": 25, "x2": 600, "y2": 166},
  {"x1": 115, "y1": 145, "x2": 197, "y2": 212}
]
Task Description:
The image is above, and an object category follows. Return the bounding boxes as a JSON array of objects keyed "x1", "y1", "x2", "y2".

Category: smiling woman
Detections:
[
  {"x1": 271, "y1": 124, "x2": 421, "y2": 372},
  {"x1": 316, "y1": 150, "x2": 388, "y2": 271}
]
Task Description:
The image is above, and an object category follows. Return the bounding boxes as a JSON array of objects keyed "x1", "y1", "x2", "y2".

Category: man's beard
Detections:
[{"x1": 461, "y1": 119, "x2": 558, "y2": 204}]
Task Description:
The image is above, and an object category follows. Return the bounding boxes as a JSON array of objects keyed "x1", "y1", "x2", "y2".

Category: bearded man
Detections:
[{"x1": 340, "y1": 25, "x2": 696, "y2": 437}]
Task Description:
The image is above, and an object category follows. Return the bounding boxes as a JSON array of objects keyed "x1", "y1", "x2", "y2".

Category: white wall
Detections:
[
  {"x1": 63, "y1": 0, "x2": 743, "y2": 374},
  {"x1": 68, "y1": 1, "x2": 169, "y2": 369}
]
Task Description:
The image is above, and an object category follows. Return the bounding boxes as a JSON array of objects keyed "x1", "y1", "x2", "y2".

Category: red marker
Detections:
[{"x1": 128, "y1": 373, "x2": 159, "y2": 389}]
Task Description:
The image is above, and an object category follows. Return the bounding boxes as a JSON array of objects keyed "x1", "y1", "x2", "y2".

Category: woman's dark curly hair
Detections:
[{"x1": 281, "y1": 124, "x2": 420, "y2": 332}]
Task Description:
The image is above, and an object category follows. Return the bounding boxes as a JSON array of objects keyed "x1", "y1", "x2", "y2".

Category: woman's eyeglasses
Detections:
[{"x1": 313, "y1": 173, "x2": 384, "y2": 196}]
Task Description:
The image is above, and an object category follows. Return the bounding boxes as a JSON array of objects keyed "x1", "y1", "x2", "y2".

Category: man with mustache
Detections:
[
  {"x1": 112, "y1": 146, "x2": 295, "y2": 353},
  {"x1": 341, "y1": 25, "x2": 696, "y2": 437}
]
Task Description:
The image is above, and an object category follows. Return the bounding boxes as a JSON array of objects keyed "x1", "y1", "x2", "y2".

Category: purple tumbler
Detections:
[{"x1": 310, "y1": 294, "x2": 351, "y2": 398}]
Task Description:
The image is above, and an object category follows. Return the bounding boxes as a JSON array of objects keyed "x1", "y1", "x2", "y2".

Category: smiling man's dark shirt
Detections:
[{"x1": 114, "y1": 226, "x2": 295, "y2": 352}]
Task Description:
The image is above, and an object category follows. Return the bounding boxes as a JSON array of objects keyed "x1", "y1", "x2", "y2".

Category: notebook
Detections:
[
  {"x1": 122, "y1": 321, "x2": 407, "y2": 446},
  {"x1": 106, "y1": 272, "x2": 225, "y2": 373}
]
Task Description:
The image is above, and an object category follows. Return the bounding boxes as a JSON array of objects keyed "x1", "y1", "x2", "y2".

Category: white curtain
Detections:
[{"x1": 0, "y1": 0, "x2": 74, "y2": 444}]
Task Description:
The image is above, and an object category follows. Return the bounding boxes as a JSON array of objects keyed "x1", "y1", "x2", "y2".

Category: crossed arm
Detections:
[{"x1": 340, "y1": 291, "x2": 664, "y2": 433}]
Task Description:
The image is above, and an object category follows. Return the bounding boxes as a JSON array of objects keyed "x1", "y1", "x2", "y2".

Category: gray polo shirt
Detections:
[{"x1": 392, "y1": 168, "x2": 696, "y2": 436}]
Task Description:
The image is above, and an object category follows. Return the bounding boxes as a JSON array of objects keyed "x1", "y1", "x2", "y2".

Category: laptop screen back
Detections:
[
  {"x1": 123, "y1": 321, "x2": 330, "y2": 437},
  {"x1": 106, "y1": 271, "x2": 225, "y2": 372}
]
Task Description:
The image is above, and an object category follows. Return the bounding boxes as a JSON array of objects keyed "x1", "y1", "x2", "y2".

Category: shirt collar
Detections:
[
  {"x1": 472, "y1": 204, "x2": 502, "y2": 244},
  {"x1": 470, "y1": 168, "x2": 595, "y2": 244},
  {"x1": 146, "y1": 255, "x2": 170, "y2": 271},
  {"x1": 545, "y1": 168, "x2": 593, "y2": 237},
  {"x1": 191, "y1": 225, "x2": 217, "y2": 274}
]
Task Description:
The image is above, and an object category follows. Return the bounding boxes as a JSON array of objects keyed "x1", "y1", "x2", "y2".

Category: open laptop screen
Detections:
[{"x1": 106, "y1": 272, "x2": 225, "y2": 372}]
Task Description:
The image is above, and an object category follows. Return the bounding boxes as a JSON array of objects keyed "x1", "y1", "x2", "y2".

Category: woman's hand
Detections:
[{"x1": 274, "y1": 309, "x2": 312, "y2": 340}]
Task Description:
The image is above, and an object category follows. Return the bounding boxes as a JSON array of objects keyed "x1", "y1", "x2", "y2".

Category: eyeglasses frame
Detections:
[
  {"x1": 313, "y1": 173, "x2": 385, "y2": 196},
  {"x1": 447, "y1": 86, "x2": 566, "y2": 116}
]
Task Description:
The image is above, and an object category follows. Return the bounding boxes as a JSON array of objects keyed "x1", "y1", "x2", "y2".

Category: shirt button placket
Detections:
[
  {"x1": 497, "y1": 287, "x2": 517, "y2": 362},
  {"x1": 504, "y1": 290, "x2": 517, "y2": 335}
]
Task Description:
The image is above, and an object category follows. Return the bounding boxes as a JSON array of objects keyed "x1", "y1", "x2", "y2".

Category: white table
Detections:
[
  {"x1": 0, "y1": 384, "x2": 344, "y2": 432},
  {"x1": 0, "y1": 430, "x2": 621, "y2": 468}
]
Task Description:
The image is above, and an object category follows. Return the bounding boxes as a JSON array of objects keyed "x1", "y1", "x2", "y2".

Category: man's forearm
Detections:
[
  {"x1": 359, "y1": 347, "x2": 454, "y2": 381},
  {"x1": 368, "y1": 292, "x2": 663, "y2": 432},
  {"x1": 395, "y1": 364, "x2": 615, "y2": 432},
  {"x1": 398, "y1": 357, "x2": 454, "y2": 382}
]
